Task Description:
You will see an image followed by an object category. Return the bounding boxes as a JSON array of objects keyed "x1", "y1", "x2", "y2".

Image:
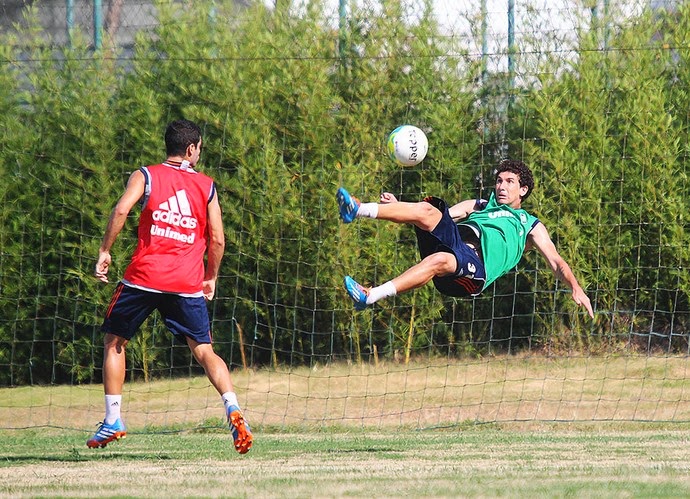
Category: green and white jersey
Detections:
[{"x1": 460, "y1": 193, "x2": 539, "y2": 290}]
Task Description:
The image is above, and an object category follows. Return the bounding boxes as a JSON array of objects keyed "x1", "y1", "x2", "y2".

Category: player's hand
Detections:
[
  {"x1": 380, "y1": 192, "x2": 398, "y2": 203},
  {"x1": 202, "y1": 279, "x2": 216, "y2": 301},
  {"x1": 572, "y1": 288, "x2": 594, "y2": 319},
  {"x1": 95, "y1": 251, "x2": 111, "y2": 283}
]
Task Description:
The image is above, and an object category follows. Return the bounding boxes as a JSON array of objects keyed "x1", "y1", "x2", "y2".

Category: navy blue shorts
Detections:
[
  {"x1": 415, "y1": 197, "x2": 486, "y2": 297},
  {"x1": 102, "y1": 283, "x2": 212, "y2": 344}
]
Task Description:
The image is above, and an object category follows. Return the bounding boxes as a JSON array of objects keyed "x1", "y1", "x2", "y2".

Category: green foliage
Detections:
[
  {"x1": 521, "y1": 4, "x2": 690, "y2": 350},
  {"x1": 0, "y1": 0, "x2": 688, "y2": 386},
  {"x1": 0, "y1": 7, "x2": 123, "y2": 385}
]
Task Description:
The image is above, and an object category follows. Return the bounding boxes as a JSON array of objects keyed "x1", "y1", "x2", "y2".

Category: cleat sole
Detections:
[{"x1": 87, "y1": 431, "x2": 127, "y2": 449}]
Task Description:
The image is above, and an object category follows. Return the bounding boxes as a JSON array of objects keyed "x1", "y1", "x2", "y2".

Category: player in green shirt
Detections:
[{"x1": 337, "y1": 159, "x2": 594, "y2": 318}]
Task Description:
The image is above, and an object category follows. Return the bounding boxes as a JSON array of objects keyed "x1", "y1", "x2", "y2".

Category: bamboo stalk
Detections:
[{"x1": 235, "y1": 321, "x2": 248, "y2": 371}]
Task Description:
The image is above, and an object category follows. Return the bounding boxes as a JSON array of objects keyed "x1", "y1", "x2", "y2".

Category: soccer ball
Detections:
[{"x1": 387, "y1": 125, "x2": 428, "y2": 166}]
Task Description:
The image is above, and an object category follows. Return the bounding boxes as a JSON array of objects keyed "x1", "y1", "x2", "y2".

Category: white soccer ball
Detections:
[{"x1": 387, "y1": 125, "x2": 428, "y2": 166}]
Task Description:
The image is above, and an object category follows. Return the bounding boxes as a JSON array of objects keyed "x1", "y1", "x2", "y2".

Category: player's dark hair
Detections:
[
  {"x1": 165, "y1": 119, "x2": 202, "y2": 157},
  {"x1": 494, "y1": 159, "x2": 535, "y2": 201}
]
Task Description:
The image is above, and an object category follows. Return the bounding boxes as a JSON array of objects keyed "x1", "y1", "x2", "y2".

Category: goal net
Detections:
[{"x1": 0, "y1": 0, "x2": 688, "y2": 433}]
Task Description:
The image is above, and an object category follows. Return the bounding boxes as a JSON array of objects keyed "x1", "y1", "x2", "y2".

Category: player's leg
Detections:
[
  {"x1": 336, "y1": 187, "x2": 441, "y2": 230},
  {"x1": 186, "y1": 339, "x2": 233, "y2": 394},
  {"x1": 88, "y1": 284, "x2": 154, "y2": 448},
  {"x1": 103, "y1": 332, "x2": 127, "y2": 395},
  {"x1": 86, "y1": 333, "x2": 129, "y2": 448},
  {"x1": 343, "y1": 195, "x2": 471, "y2": 310},
  {"x1": 102, "y1": 332, "x2": 128, "y2": 420},
  {"x1": 345, "y1": 252, "x2": 456, "y2": 310},
  {"x1": 390, "y1": 252, "x2": 457, "y2": 293},
  {"x1": 375, "y1": 200, "x2": 442, "y2": 230},
  {"x1": 163, "y1": 295, "x2": 252, "y2": 454},
  {"x1": 187, "y1": 339, "x2": 253, "y2": 454}
]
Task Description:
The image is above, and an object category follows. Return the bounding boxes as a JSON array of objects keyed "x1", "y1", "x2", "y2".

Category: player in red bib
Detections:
[{"x1": 89, "y1": 119, "x2": 252, "y2": 454}]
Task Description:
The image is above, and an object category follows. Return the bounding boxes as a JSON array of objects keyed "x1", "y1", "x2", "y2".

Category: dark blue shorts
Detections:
[
  {"x1": 415, "y1": 197, "x2": 486, "y2": 297},
  {"x1": 102, "y1": 283, "x2": 212, "y2": 343}
]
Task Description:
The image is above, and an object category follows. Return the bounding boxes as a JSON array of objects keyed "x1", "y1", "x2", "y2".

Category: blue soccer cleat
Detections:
[
  {"x1": 344, "y1": 275, "x2": 369, "y2": 311},
  {"x1": 86, "y1": 418, "x2": 127, "y2": 448},
  {"x1": 227, "y1": 405, "x2": 253, "y2": 454},
  {"x1": 336, "y1": 187, "x2": 360, "y2": 223}
]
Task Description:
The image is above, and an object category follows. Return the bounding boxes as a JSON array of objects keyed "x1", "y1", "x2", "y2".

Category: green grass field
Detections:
[
  {"x1": 2, "y1": 424, "x2": 690, "y2": 497},
  {"x1": 2, "y1": 356, "x2": 689, "y2": 497}
]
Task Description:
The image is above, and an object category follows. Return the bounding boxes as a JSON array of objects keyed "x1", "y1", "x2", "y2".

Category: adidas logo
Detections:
[
  {"x1": 159, "y1": 189, "x2": 192, "y2": 217},
  {"x1": 150, "y1": 189, "x2": 199, "y2": 244},
  {"x1": 152, "y1": 190, "x2": 198, "y2": 229}
]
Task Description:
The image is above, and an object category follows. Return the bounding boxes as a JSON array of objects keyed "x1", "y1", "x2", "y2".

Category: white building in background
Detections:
[
  {"x1": 1, "y1": 0, "x2": 151, "y2": 47},
  {"x1": 0, "y1": 0, "x2": 250, "y2": 48},
  {"x1": 0, "y1": 0, "x2": 680, "y2": 49}
]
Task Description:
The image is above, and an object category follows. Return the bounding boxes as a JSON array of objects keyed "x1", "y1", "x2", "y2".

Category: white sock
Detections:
[
  {"x1": 356, "y1": 202, "x2": 379, "y2": 219},
  {"x1": 104, "y1": 394, "x2": 122, "y2": 424},
  {"x1": 222, "y1": 391, "x2": 240, "y2": 412},
  {"x1": 366, "y1": 281, "x2": 397, "y2": 305}
]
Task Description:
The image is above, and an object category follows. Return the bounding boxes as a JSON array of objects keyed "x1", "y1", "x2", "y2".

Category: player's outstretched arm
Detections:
[
  {"x1": 95, "y1": 170, "x2": 145, "y2": 282},
  {"x1": 527, "y1": 222, "x2": 594, "y2": 318}
]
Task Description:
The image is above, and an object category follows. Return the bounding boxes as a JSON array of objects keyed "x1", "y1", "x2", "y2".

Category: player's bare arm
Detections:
[
  {"x1": 527, "y1": 222, "x2": 594, "y2": 318},
  {"x1": 448, "y1": 199, "x2": 483, "y2": 222},
  {"x1": 203, "y1": 190, "x2": 225, "y2": 301},
  {"x1": 95, "y1": 170, "x2": 146, "y2": 282}
]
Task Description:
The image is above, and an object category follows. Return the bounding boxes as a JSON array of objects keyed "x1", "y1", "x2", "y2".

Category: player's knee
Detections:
[
  {"x1": 104, "y1": 333, "x2": 127, "y2": 350},
  {"x1": 189, "y1": 342, "x2": 217, "y2": 364},
  {"x1": 416, "y1": 202, "x2": 441, "y2": 231},
  {"x1": 424, "y1": 252, "x2": 457, "y2": 276}
]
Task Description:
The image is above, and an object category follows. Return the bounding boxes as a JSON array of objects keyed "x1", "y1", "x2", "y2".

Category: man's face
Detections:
[
  {"x1": 187, "y1": 139, "x2": 203, "y2": 166},
  {"x1": 495, "y1": 171, "x2": 528, "y2": 208}
]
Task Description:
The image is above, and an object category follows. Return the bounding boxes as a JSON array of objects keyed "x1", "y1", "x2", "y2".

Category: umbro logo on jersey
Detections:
[{"x1": 152, "y1": 190, "x2": 198, "y2": 229}]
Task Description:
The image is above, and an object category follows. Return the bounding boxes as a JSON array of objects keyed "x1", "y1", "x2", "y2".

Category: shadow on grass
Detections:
[{"x1": 3, "y1": 446, "x2": 178, "y2": 465}]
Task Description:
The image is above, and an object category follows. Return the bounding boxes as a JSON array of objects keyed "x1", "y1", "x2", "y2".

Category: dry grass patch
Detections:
[{"x1": 1, "y1": 355, "x2": 688, "y2": 433}]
